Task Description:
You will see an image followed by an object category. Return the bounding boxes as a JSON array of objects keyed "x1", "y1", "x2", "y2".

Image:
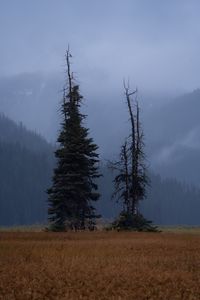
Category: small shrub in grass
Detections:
[{"x1": 111, "y1": 211, "x2": 159, "y2": 232}]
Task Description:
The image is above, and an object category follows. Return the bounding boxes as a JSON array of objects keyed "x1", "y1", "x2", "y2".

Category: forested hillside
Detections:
[
  {"x1": 0, "y1": 142, "x2": 53, "y2": 225},
  {"x1": 98, "y1": 168, "x2": 200, "y2": 225},
  {"x1": 0, "y1": 114, "x2": 200, "y2": 226},
  {"x1": 0, "y1": 114, "x2": 54, "y2": 225}
]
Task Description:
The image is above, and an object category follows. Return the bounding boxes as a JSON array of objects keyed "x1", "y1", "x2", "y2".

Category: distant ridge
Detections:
[{"x1": 0, "y1": 113, "x2": 53, "y2": 154}]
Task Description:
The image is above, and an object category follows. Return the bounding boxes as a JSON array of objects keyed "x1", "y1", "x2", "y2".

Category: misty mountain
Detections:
[
  {"x1": 0, "y1": 114, "x2": 53, "y2": 154},
  {"x1": 0, "y1": 73, "x2": 163, "y2": 151},
  {"x1": 1, "y1": 73, "x2": 200, "y2": 186},
  {"x1": 0, "y1": 73, "x2": 62, "y2": 141}
]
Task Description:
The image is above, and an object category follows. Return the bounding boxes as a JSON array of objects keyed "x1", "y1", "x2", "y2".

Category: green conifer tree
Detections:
[{"x1": 47, "y1": 49, "x2": 100, "y2": 231}]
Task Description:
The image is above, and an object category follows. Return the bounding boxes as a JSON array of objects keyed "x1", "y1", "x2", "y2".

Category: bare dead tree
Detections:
[
  {"x1": 109, "y1": 82, "x2": 146, "y2": 214},
  {"x1": 108, "y1": 81, "x2": 158, "y2": 231},
  {"x1": 123, "y1": 81, "x2": 138, "y2": 215},
  {"x1": 108, "y1": 140, "x2": 130, "y2": 212}
]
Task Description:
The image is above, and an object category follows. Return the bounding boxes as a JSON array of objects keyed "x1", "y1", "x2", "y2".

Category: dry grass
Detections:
[{"x1": 0, "y1": 231, "x2": 200, "y2": 299}]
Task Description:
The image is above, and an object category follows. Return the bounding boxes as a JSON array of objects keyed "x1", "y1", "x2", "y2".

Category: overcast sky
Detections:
[{"x1": 1, "y1": 0, "x2": 200, "y2": 94}]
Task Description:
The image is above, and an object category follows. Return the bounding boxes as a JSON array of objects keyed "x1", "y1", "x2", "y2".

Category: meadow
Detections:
[{"x1": 0, "y1": 231, "x2": 200, "y2": 299}]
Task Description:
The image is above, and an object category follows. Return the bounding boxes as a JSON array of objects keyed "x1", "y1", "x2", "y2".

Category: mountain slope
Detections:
[
  {"x1": 145, "y1": 89, "x2": 200, "y2": 185},
  {"x1": 0, "y1": 115, "x2": 54, "y2": 225},
  {"x1": 0, "y1": 73, "x2": 61, "y2": 141},
  {"x1": 0, "y1": 141, "x2": 52, "y2": 225},
  {"x1": 0, "y1": 114, "x2": 53, "y2": 154}
]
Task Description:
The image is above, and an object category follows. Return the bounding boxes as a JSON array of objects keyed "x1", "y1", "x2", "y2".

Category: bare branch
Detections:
[{"x1": 65, "y1": 46, "x2": 73, "y2": 97}]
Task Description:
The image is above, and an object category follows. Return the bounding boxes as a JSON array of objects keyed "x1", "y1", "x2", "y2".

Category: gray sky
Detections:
[
  {"x1": 1, "y1": 0, "x2": 200, "y2": 94},
  {"x1": 1, "y1": 0, "x2": 200, "y2": 185}
]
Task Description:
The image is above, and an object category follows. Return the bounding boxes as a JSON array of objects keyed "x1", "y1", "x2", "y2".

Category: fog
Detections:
[{"x1": 1, "y1": 0, "x2": 200, "y2": 94}]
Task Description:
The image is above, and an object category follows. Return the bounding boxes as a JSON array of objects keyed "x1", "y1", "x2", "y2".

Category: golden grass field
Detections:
[{"x1": 0, "y1": 231, "x2": 200, "y2": 300}]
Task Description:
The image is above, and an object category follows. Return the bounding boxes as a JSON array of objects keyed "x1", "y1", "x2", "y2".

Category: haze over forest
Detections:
[{"x1": 1, "y1": 0, "x2": 200, "y2": 225}]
